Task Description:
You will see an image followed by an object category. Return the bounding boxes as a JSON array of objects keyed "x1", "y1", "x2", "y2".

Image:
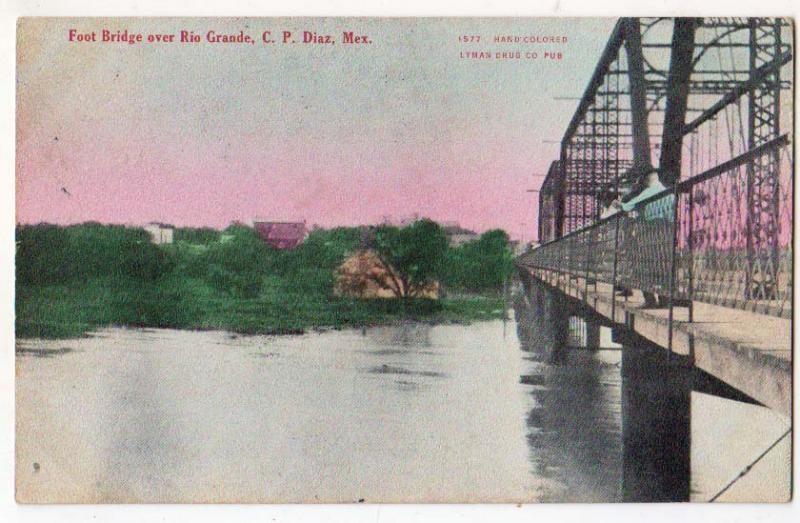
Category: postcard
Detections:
[{"x1": 15, "y1": 16, "x2": 793, "y2": 503}]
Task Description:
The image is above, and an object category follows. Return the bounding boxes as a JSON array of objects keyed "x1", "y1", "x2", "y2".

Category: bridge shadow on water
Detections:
[{"x1": 513, "y1": 281, "x2": 760, "y2": 502}]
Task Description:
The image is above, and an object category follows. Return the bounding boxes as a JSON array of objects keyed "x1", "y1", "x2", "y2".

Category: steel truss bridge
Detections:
[{"x1": 520, "y1": 17, "x2": 793, "y2": 322}]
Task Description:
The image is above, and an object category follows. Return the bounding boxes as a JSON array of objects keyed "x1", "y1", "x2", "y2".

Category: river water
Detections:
[{"x1": 16, "y1": 299, "x2": 790, "y2": 503}]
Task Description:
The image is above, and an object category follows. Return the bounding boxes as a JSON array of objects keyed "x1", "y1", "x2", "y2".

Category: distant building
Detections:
[
  {"x1": 443, "y1": 223, "x2": 478, "y2": 247},
  {"x1": 253, "y1": 221, "x2": 307, "y2": 250},
  {"x1": 143, "y1": 222, "x2": 174, "y2": 245},
  {"x1": 334, "y1": 250, "x2": 440, "y2": 299}
]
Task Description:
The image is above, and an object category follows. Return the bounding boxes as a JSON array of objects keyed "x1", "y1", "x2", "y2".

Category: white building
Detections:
[
  {"x1": 143, "y1": 222, "x2": 174, "y2": 245},
  {"x1": 443, "y1": 224, "x2": 479, "y2": 247}
]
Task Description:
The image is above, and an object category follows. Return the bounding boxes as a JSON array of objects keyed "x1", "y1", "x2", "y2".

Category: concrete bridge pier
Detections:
[
  {"x1": 620, "y1": 338, "x2": 692, "y2": 502},
  {"x1": 585, "y1": 317, "x2": 602, "y2": 350},
  {"x1": 517, "y1": 277, "x2": 574, "y2": 361},
  {"x1": 519, "y1": 272, "x2": 610, "y2": 353}
]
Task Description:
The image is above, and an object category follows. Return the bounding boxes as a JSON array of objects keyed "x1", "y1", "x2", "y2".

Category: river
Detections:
[{"x1": 15, "y1": 299, "x2": 790, "y2": 503}]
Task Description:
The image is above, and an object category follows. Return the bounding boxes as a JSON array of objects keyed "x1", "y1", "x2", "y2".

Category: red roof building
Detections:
[{"x1": 253, "y1": 221, "x2": 307, "y2": 250}]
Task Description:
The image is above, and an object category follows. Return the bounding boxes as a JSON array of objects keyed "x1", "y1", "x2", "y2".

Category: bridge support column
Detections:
[
  {"x1": 548, "y1": 287, "x2": 572, "y2": 358},
  {"x1": 516, "y1": 276, "x2": 571, "y2": 362},
  {"x1": 586, "y1": 320, "x2": 601, "y2": 350},
  {"x1": 620, "y1": 336, "x2": 692, "y2": 501}
]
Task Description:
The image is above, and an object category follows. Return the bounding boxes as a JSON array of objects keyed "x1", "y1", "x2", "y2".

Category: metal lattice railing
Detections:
[
  {"x1": 677, "y1": 136, "x2": 793, "y2": 317},
  {"x1": 518, "y1": 134, "x2": 792, "y2": 319}
]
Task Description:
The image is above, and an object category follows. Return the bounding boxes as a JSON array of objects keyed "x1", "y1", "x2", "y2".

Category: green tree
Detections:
[
  {"x1": 369, "y1": 219, "x2": 448, "y2": 298},
  {"x1": 174, "y1": 226, "x2": 220, "y2": 244},
  {"x1": 16, "y1": 222, "x2": 172, "y2": 285},
  {"x1": 16, "y1": 224, "x2": 72, "y2": 285},
  {"x1": 463, "y1": 229, "x2": 514, "y2": 289},
  {"x1": 201, "y1": 224, "x2": 272, "y2": 298},
  {"x1": 442, "y1": 229, "x2": 514, "y2": 291}
]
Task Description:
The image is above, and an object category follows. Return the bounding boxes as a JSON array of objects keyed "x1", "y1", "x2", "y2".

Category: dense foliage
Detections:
[
  {"x1": 369, "y1": 219, "x2": 449, "y2": 297},
  {"x1": 16, "y1": 220, "x2": 515, "y2": 337},
  {"x1": 173, "y1": 226, "x2": 221, "y2": 245},
  {"x1": 16, "y1": 222, "x2": 172, "y2": 286},
  {"x1": 442, "y1": 229, "x2": 515, "y2": 292}
]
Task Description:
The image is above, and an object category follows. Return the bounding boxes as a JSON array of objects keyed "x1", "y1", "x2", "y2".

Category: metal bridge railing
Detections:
[
  {"x1": 679, "y1": 135, "x2": 793, "y2": 318},
  {"x1": 517, "y1": 134, "x2": 792, "y2": 321}
]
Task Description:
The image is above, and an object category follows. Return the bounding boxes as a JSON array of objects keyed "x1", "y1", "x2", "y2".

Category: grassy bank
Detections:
[
  {"x1": 16, "y1": 277, "x2": 507, "y2": 339},
  {"x1": 16, "y1": 280, "x2": 504, "y2": 338},
  {"x1": 16, "y1": 223, "x2": 512, "y2": 339}
]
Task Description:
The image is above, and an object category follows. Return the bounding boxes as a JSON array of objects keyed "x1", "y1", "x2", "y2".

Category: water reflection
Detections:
[
  {"x1": 17, "y1": 324, "x2": 533, "y2": 502},
  {"x1": 15, "y1": 292, "x2": 789, "y2": 503},
  {"x1": 515, "y1": 297, "x2": 625, "y2": 502},
  {"x1": 515, "y1": 281, "x2": 790, "y2": 502},
  {"x1": 515, "y1": 287, "x2": 692, "y2": 502},
  {"x1": 16, "y1": 347, "x2": 75, "y2": 358}
]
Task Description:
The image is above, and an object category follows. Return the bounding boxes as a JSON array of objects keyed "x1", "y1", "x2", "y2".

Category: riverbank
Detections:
[
  {"x1": 16, "y1": 222, "x2": 514, "y2": 339},
  {"x1": 16, "y1": 277, "x2": 508, "y2": 339}
]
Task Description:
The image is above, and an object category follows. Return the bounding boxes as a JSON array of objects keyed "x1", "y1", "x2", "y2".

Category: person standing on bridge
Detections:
[
  {"x1": 612, "y1": 168, "x2": 675, "y2": 308},
  {"x1": 599, "y1": 189, "x2": 622, "y2": 220},
  {"x1": 597, "y1": 188, "x2": 634, "y2": 298}
]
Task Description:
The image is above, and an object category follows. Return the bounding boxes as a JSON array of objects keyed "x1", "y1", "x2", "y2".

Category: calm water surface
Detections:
[{"x1": 16, "y1": 301, "x2": 790, "y2": 503}]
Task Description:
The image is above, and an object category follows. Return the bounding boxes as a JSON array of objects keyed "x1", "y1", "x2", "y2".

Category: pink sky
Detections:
[{"x1": 17, "y1": 18, "x2": 615, "y2": 241}]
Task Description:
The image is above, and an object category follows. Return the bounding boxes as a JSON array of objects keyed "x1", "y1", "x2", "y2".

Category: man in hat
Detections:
[{"x1": 615, "y1": 168, "x2": 675, "y2": 308}]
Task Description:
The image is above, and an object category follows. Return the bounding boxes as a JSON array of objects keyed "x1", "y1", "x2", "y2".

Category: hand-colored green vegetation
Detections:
[
  {"x1": 16, "y1": 221, "x2": 514, "y2": 338},
  {"x1": 368, "y1": 220, "x2": 449, "y2": 297},
  {"x1": 441, "y1": 229, "x2": 516, "y2": 291}
]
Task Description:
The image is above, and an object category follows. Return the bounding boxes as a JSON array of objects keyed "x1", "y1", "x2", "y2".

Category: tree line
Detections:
[{"x1": 16, "y1": 220, "x2": 515, "y2": 298}]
